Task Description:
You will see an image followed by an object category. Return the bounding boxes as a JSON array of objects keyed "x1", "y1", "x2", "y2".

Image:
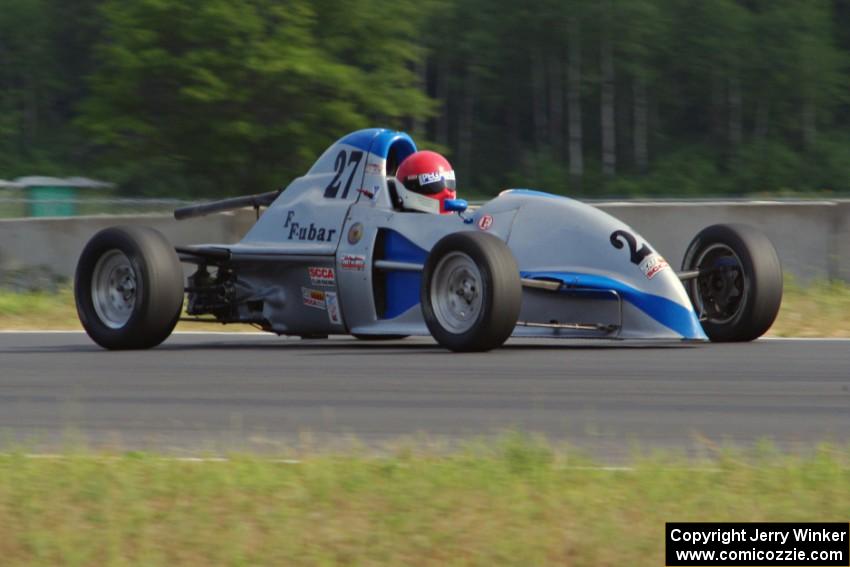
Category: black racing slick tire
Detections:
[
  {"x1": 75, "y1": 226, "x2": 184, "y2": 350},
  {"x1": 421, "y1": 231, "x2": 521, "y2": 352},
  {"x1": 682, "y1": 223, "x2": 782, "y2": 342}
]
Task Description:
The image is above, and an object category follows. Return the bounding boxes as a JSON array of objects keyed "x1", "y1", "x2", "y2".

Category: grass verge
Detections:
[
  {"x1": 770, "y1": 278, "x2": 850, "y2": 337},
  {"x1": 0, "y1": 277, "x2": 848, "y2": 335},
  {"x1": 0, "y1": 439, "x2": 848, "y2": 566},
  {"x1": 0, "y1": 288, "x2": 251, "y2": 332}
]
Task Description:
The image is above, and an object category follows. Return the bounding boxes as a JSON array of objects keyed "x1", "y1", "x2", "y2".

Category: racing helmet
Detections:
[{"x1": 394, "y1": 151, "x2": 457, "y2": 214}]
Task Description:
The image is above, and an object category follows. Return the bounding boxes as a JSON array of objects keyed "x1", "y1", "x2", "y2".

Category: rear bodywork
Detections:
[{"x1": 179, "y1": 128, "x2": 707, "y2": 342}]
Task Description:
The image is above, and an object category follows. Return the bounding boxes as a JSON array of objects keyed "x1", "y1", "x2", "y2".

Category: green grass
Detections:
[
  {"x1": 770, "y1": 277, "x2": 850, "y2": 337},
  {"x1": 0, "y1": 288, "x2": 79, "y2": 329},
  {"x1": 0, "y1": 288, "x2": 82, "y2": 330},
  {"x1": 0, "y1": 288, "x2": 249, "y2": 332},
  {"x1": 1, "y1": 277, "x2": 848, "y2": 336},
  {"x1": 0, "y1": 439, "x2": 848, "y2": 566}
]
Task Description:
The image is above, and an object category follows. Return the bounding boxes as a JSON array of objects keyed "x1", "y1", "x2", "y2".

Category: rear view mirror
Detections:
[{"x1": 444, "y1": 199, "x2": 468, "y2": 213}]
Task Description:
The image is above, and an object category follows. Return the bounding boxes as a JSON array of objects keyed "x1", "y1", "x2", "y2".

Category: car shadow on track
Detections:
[
  {"x1": 0, "y1": 337, "x2": 705, "y2": 355},
  {"x1": 159, "y1": 338, "x2": 701, "y2": 352}
]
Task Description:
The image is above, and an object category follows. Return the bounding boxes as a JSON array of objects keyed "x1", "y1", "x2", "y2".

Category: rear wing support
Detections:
[{"x1": 173, "y1": 190, "x2": 281, "y2": 220}]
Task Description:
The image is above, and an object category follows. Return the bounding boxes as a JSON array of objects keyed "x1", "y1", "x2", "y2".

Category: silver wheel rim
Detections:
[
  {"x1": 430, "y1": 251, "x2": 483, "y2": 334},
  {"x1": 691, "y1": 243, "x2": 747, "y2": 325},
  {"x1": 91, "y1": 249, "x2": 137, "y2": 329}
]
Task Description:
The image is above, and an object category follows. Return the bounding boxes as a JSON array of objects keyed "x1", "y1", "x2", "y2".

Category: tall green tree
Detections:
[
  {"x1": 0, "y1": 0, "x2": 56, "y2": 171},
  {"x1": 81, "y1": 0, "x2": 432, "y2": 196},
  {"x1": 5, "y1": 0, "x2": 850, "y2": 199}
]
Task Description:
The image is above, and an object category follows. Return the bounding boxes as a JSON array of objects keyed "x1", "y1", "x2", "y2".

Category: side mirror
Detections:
[{"x1": 444, "y1": 199, "x2": 468, "y2": 213}]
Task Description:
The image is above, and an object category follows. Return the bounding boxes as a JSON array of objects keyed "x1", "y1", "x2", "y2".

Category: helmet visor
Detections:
[{"x1": 404, "y1": 170, "x2": 456, "y2": 195}]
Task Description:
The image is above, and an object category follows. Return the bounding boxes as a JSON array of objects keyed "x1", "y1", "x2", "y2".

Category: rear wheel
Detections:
[
  {"x1": 421, "y1": 232, "x2": 521, "y2": 352},
  {"x1": 682, "y1": 223, "x2": 782, "y2": 342},
  {"x1": 75, "y1": 226, "x2": 184, "y2": 349}
]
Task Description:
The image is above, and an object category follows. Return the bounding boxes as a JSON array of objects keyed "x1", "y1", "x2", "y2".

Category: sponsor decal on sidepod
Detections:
[
  {"x1": 308, "y1": 266, "x2": 335, "y2": 286},
  {"x1": 301, "y1": 287, "x2": 326, "y2": 309},
  {"x1": 341, "y1": 254, "x2": 366, "y2": 271},
  {"x1": 325, "y1": 292, "x2": 341, "y2": 325}
]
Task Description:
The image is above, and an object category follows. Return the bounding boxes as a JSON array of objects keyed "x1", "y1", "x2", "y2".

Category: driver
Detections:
[{"x1": 394, "y1": 150, "x2": 457, "y2": 214}]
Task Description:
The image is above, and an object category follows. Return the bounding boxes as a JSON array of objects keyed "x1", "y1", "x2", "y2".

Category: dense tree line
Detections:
[{"x1": 2, "y1": 0, "x2": 849, "y2": 198}]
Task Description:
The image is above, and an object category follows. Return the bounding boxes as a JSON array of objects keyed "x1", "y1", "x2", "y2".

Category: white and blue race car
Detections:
[{"x1": 74, "y1": 128, "x2": 783, "y2": 352}]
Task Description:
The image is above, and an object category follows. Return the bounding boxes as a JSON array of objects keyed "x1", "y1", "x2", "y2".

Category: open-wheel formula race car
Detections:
[{"x1": 74, "y1": 129, "x2": 783, "y2": 352}]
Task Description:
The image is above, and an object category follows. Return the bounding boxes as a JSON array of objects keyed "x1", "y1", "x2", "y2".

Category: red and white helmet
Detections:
[{"x1": 395, "y1": 151, "x2": 457, "y2": 214}]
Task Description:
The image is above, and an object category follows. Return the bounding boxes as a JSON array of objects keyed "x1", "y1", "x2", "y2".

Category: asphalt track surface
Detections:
[{"x1": 1, "y1": 332, "x2": 848, "y2": 458}]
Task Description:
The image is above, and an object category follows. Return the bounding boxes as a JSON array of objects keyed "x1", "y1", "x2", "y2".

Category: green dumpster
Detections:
[
  {"x1": 27, "y1": 185, "x2": 78, "y2": 217},
  {"x1": 15, "y1": 177, "x2": 79, "y2": 217},
  {"x1": 15, "y1": 176, "x2": 114, "y2": 218}
]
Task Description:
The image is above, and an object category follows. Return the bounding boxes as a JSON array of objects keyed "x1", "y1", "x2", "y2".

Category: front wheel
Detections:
[
  {"x1": 421, "y1": 232, "x2": 521, "y2": 352},
  {"x1": 75, "y1": 226, "x2": 184, "y2": 350},
  {"x1": 682, "y1": 223, "x2": 782, "y2": 342}
]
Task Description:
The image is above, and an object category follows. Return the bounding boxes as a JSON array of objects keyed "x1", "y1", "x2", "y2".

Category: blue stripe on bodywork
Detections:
[
  {"x1": 383, "y1": 230, "x2": 428, "y2": 319},
  {"x1": 339, "y1": 129, "x2": 417, "y2": 160},
  {"x1": 521, "y1": 271, "x2": 707, "y2": 340}
]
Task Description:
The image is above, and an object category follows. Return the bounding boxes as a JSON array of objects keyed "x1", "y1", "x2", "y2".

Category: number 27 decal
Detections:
[{"x1": 324, "y1": 150, "x2": 363, "y2": 199}]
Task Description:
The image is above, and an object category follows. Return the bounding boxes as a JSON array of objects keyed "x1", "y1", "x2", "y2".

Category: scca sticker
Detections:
[
  {"x1": 341, "y1": 254, "x2": 366, "y2": 271},
  {"x1": 301, "y1": 287, "x2": 326, "y2": 310},
  {"x1": 308, "y1": 266, "x2": 335, "y2": 286}
]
